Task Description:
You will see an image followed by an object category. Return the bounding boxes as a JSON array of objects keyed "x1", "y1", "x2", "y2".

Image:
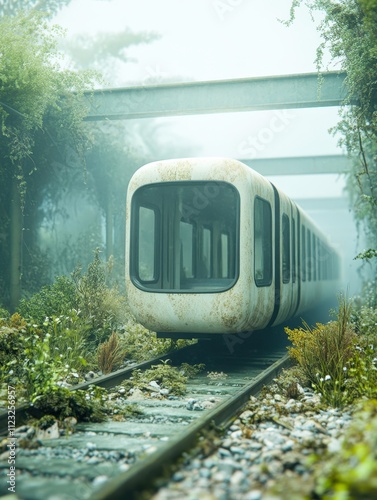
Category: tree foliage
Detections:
[
  {"x1": 288, "y1": 0, "x2": 377, "y2": 281},
  {"x1": 0, "y1": 0, "x2": 71, "y2": 18},
  {"x1": 63, "y1": 28, "x2": 160, "y2": 80},
  {"x1": 0, "y1": 11, "x2": 97, "y2": 307}
]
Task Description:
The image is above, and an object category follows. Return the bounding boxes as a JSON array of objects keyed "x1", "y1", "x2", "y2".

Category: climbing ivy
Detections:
[{"x1": 287, "y1": 0, "x2": 377, "y2": 286}]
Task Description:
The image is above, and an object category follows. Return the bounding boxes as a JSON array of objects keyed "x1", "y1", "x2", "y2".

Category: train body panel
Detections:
[{"x1": 125, "y1": 157, "x2": 341, "y2": 337}]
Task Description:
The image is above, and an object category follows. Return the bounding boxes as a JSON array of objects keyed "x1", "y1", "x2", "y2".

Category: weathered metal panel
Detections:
[{"x1": 126, "y1": 158, "x2": 261, "y2": 334}]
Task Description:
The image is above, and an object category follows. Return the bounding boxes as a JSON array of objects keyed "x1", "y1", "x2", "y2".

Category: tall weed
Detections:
[
  {"x1": 285, "y1": 298, "x2": 357, "y2": 407},
  {"x1": 97, "y1": 332, "x2": 126, "y2": 374}
]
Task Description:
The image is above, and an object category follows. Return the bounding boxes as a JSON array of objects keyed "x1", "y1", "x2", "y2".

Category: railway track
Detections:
[
  {"x1": 0, "y1": 329, "x2": 291, "y2": 500},
  {"x1": 0, "y1": 344, "x2": 197, "y2": 434}
]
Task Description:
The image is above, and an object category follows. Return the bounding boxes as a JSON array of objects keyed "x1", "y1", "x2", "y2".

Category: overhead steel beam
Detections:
[
  {"x1": 242, "y1": 155, "x2": 352, "y2": 176},
  {"x1": 293, "y1": 197, "x2": 349, "y2": 211},
  {"x1": 84, "y1": 71, "x2": 351, "y2": 121}
]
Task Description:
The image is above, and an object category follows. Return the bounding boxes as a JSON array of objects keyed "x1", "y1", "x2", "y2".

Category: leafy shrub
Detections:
[
  {"x1": 313, "y1": 399, "x2": 377, "y2": 499},
  {"x1": 121, "y1": 321, "x2": 170, "y2": 361},
  {"x1": 0, "y1": 313, "x2": 28, "y2": 368},
  {"x1": 0, "y1": 311, "x2": 91, "y2": 402},
  {"x1": 18, "y1": 250, "x2": 129, "y2": 348},
  {"x1": 124, "y1": 360, "x2": 204, "y2": 397},
  {"x1": 343, "y1": 337, "x2": 377, "y2": 402},
  {"x1": 127, "y1": 360, "x2": 188, "y2": 396},
  {"x1": 180, "y1": 362, "x2": 205, "y2": 378},
  {"x1": 17, "y1": 276, "x2": 77, "y2": 324},
  {"x1": 0, "y1": 307, "x2": 10, "y2": 321},
  {"x1": 12, "y1": 250, "x2": 131, "y2": 371},
  {"x1": 2, "y1": 317, "x2": 63, "y2": 402},
  {"x1": 352, "y1": 304, "x2": 377, "y2": 338},
  {"x1": 44, "y1": 312, "x2": 92, "y2": 373},
  {"x1": 122, "y1": 319, "x2": 196, "y2": 362},
  {"x1": 72, "y1": 250, "x2": 127, "y2": 344},
  {"x1": 286, "y1": 297, "x2": 377, "y2": 407},
  {"x1": 30, "y1": 386, "x2": 107, "y2": 422}
]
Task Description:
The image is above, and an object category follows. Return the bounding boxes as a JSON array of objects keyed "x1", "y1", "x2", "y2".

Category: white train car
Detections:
[{"x1": 125, "y1": 158, "x2": 340, "y2": 337}]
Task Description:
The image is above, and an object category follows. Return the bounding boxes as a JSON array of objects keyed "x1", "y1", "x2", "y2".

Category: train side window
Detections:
[
  {"x1": 220, "y1": 232, "x2": 229, "y2": 278},
  {"x1": 307, "y1": 229, "x2": 312, "y2": 281},
  {"x1": 254, "y1": 197, "x2": 272, "y2": 287},
  {"x1": 313, "y1": 236, "x2": 317, "y2": 281},
  {"x1": 180, "y1": 221, "x2": 195, "y2": 279},
  {"x1": 292, "y1": 218, "x2": 296, "y2": 283},
  {"x1": 326, "y1": 246, "x2": 330, "y2": 280},
  {"x1": 325, "y1": 246, "x2": 330, "y2": 280},
  {"x1": 282, "y1": 214, "x2": 290, "y2": 283},
  {"x1": 138, "y1": 206, "x2": 158, "y2": 282},
  {"x1": 323, "y1": 246, "x2": 327, "y2": 279},
  {"x1": 301, "y1": 226, "x2": 306, "y2": 281}
]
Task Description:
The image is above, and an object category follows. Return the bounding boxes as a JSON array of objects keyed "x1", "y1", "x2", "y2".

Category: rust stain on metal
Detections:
[{"x1": 157, "y1": 159, "x2": 193, "y2": 181}]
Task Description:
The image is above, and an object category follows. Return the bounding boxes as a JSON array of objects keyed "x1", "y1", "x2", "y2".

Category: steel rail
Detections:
[{"x1": 92, "y1": 353, "x2": 291, "y2": 500}]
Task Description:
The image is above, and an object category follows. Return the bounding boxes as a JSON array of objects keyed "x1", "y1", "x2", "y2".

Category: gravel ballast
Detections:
[{"x1": 150, "y1": 386, "x2": 353, "y2": 500}]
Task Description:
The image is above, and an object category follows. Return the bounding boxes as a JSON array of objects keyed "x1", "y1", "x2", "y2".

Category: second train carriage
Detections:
[{"x1": 125, "y1": 158, "x2": 340, "y2": 337}]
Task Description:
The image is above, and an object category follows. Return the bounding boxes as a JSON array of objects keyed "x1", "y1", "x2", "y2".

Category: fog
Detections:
[{"x1": 51, "y1": 0, "x2": 365, "y2": 294}]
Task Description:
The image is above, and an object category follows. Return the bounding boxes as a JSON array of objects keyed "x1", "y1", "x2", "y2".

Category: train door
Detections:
[
  {"x1": 278, "y1": 198, "x2": 296, "y2": 323},
  {"x1": 268, "y1": 187, "x2": 296, "y2": 326}
]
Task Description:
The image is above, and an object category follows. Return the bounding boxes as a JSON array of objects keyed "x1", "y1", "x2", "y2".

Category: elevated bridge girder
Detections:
[
  {"x1": 83, "y1": 72, "x2": 354, "y2": 177},
  {"x1": 243, "y1": 155, "x2": 352, "y2": 176},
  {"x1": 84, "y1": 71, "x2": 351, "y2": 121}
]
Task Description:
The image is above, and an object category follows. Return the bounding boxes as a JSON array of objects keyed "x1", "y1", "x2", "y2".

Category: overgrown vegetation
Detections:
[
  {"x1": 254, "y1": 293, "x2": 377, "y2": 498},
  {"x1": 285, "y1": 296, "x2": 377, "y2": 407},
  {"x1": 281, "y1": 6, "x2": 377, "y2": 491},
  {"x1": 120, "y1": 322, "x2": 195, "y2": 362},
  {"x1": 29, "y1": 386, "x2": 108, "y2": 422},
  {"x1": 287, "y1": 0, "x2": 377, "y2": 285},
  {"x1": 312, "y1": 398, "x2": 377, "y2": 499},
  {"x1": 122, "y1": 360, "x2": 205, "y2": 398},
  {"x1": 0, "y1": 253, "x2": 190, "y2": 408},
  {"x1": 0, "y1": 11, "x2": 98, "y2": 309}
]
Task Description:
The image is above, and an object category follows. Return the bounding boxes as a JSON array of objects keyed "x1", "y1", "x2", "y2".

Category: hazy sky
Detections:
[
  {"x1": 55, "y1": 0, "x2": 330, "y2": 82},
  {"x1": 53, "y1": 0, "x2": 346, "y2": 199}
]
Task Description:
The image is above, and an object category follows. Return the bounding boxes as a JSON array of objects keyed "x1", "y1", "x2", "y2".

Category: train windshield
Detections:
[{"x1": 130, "y1": 181, "x2": 240, "y2": 292}]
